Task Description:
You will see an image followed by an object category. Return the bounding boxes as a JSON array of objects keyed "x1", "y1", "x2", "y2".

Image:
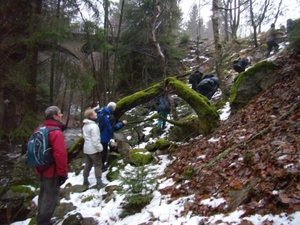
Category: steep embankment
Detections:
[{"x1": 162, "y1": 52, "x2": 300, "y2": 217}]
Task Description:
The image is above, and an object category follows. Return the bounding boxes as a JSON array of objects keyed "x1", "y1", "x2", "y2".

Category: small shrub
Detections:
[
  {"x1": 119, "y1": 164, "x2": 157, "y2": 218},
  {"x1": 179, "y1": 33, "x2": 190, "y2": 44}
]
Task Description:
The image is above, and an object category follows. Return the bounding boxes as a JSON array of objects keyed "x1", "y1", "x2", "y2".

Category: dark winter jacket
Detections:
[
  {"x1": 156, "y1": 95, "x2": 171, "y2": 113},
  {"x1": 233, "y1": 57, "x2": 250, "y2": 73},
  {"x1": 35, "y1": 119, "x2": 68, "y2": 178},
  {"x1": 197, "y1": 75, "x2": 219, "y2": 100},
  {"x1": 189, "y1": 71, "x2": 203, "y2": 91},
  {"x1": 95, "y1": 106, "x2": 125, "y2": 143}
]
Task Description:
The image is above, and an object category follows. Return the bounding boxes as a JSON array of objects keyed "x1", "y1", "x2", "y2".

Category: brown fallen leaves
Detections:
[{"x1": 160, "y1": 53, "x2": 300, "y2": 219}]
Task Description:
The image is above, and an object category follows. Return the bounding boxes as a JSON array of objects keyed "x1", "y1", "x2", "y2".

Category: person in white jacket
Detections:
[{"x1": 82, "y1": 108, "x2": 107, "y2": 188}]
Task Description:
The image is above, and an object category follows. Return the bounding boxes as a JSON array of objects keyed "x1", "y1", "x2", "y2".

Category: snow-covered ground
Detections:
[{"x1": 11, "y1": 100, "x2": 300, "y2": 225}]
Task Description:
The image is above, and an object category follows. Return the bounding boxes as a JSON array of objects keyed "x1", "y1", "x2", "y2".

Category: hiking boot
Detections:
[
  {"x1": 96, "y1": 181, "x2": 108, "y2": 189},
  {"x1": 83, "y1": 178, "x2": 89, "y2": 186},
  {"x1": 102, "y1": 164, "x2": 109, "y2": 172}
]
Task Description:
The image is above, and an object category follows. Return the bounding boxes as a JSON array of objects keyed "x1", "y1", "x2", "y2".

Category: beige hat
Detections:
[{"x1": 107, "y1": 102, "x2": 116, "y2": 111}]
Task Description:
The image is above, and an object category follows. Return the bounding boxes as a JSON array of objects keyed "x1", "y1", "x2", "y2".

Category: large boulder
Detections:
[{"x1": 230, "y1": 60, "x2": 279, "y2": 114}]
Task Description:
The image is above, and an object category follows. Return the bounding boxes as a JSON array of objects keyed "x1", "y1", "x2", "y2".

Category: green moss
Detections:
[
  {"x1": 130, "y1": 149, "x2": 154, "y2": 166},
  {"x1": 165, "y1": 77, "x2": 219, "y2": 135},
  {"x1": 68, "y1": 136, "x2": 84, "y2": 153},
  {"x1": 154, "y1": 138, "x2": 171, "y2": 150},
  {"x1": 116, "y1": 83, "x2": 162, "y2": 111},
  {"x1": 81, "y1": 195, "x2": 93, "y2": 203},
  {"x1": 214, "y1": 99, "x2": 227, "y2": 110},
  {"x1": 176, "y1": 167, "x2": 195, "y2": 182},
  {"x1": 145, "y1": 143, "x2": 156, "y2": 152},
  {"x1": 113, "y1": 77, "x2": 219, "y2": 136},
  {"x1": 106, "y1": 170, "x2": 120, "y2": 182},
  {"x1": 28, "y1": 218, "x2": 36, "y2": 225},
  {"x1": 10, "y1": 185, "x2": 35, "y2": 195}
]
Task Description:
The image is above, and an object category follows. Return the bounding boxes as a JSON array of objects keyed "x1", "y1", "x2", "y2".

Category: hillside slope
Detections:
[{"x1": 162, "y1": 51, "x2": 300, "y2": 218}]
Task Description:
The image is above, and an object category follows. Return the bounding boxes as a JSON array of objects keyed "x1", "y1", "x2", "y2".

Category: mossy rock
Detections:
[
  {"x1": 129, "y1": 149, "x2": 154, "y2": 166},
  {"x1": 145, "y1": 138, "x2": 172, "y2": 152},
  {"x1": 230, "y1": 60, "x2": 279, "y2": 114},
  {"x1": 0, "y1": 187, "x2": 36, "y2": 223},
  {"x1": 168, "y1": 117, "x2": 202, "y2": 141},
  {"x1": 53, "y1": 202, "x2": 76, "y2": 219}
]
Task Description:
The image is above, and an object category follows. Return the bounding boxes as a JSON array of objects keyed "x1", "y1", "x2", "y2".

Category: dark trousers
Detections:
[
  {"x1": 37, "y1": 177, "x2": 60, "y2": 225},
  {"x1": 83, "y1": 153, "x2": 103, "y2": 179},
  {"x1": 157, "y1": 111, "x2": 168, "y2": 129},
  {"x1": 266, "y1": 40, "x2": 279, "y2": 56},
  {"x1": 101, "y1": 142, "x2": 109, "y2": 166}
]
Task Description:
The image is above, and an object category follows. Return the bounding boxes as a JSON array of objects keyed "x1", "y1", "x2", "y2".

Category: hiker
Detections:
[
  {"x1": 82, "y1": 108, "x2": 106, "y2": 188},
  {"x1": 36, "y1": 106, "x2": 68, "y2": 225},
  {"x1": 155, "y1": 94, "x2": 177, "y2": 132},
  {"x1": 233, "y1": 56, "x2": 253, "y2": 73},
  {"x1": 197, "y1": 74, "x2": 219, "y2": 100},
  {"x1": 95, "y1": 102, "x2": 127, "y2": 172},
  {"x1": 189, "y1": 70, "x2": 203, "y2": 91},
  {"x1": 266, "y1": 23, "x2": 284, "y2": 57}
]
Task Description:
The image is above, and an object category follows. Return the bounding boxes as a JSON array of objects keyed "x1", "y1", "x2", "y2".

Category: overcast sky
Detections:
[{"x1": 179, "y1": 0, "x2": 300, "y2": 32}]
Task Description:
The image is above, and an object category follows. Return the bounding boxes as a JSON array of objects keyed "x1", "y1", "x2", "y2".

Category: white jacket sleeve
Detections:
[{"x1": 91, "y1": 124, "x2": 103, "y2": 152}]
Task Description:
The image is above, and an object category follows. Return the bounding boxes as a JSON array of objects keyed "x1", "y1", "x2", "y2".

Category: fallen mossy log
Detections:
[
  {"x1": 114, "y1": 77, "x2": 219, "y2": 135},
  {"x1": 69, "y1": 77, "x2": 220, "y2": 152}
]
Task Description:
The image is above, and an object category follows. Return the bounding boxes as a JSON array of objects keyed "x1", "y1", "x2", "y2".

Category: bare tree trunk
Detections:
[
  {"x1": 212, "y1": 0, "x2": 226, "y2": 97},
  {"x1": 151, "y1": 0, "x2": 166, "y2": 78}
]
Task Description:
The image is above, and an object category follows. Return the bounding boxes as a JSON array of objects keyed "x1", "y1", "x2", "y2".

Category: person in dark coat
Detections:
[
  {"x1": 266, "y1": 23, "x2": 284, "y2": 57},
  {"x1": 95, "y1": 102, "x2": 127, "y2": 172},
  {"x1": 233, "y1": 56, "x2": 253, "y2": 73},
  {"x1": 197, "y1": 75, "x2": 219, "y2": 100},
  {"x1": 156, "y1": 94, "x2": 171, "y2": 131},
  {"x1": 189, "y1": 70, "x2": 203, "y2": 91}
]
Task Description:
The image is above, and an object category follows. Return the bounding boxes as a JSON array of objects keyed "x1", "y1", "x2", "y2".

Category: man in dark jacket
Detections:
[
  {"x1": 189, "y1": 70, "x2": 203, "y2": 91},
  {"x1": 36, "y1": 106, "x2": 68, "y2": 225},
  {"x1": 156, "y1": 94, "x2": 171, "y2": 131},
  {"x1": 95, "y1": 102, "x2": 127, "y2": 172},
  {"x1": 233, "y1": 56, "x2": 253, "y2": 73},
  {"x1": 266, "y1": 23, "x2": 284, "y2": 57},
  {"x1": 197, "y1": 75, "x2": 219, "y2": 100}
]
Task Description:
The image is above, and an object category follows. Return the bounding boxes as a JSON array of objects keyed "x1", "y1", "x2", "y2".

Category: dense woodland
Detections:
[{"x1": 0, "y1": 0, "x2": 299, "y2": 149}]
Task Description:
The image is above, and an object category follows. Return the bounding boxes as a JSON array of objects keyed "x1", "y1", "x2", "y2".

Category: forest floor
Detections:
[{"x1": 161, "y1": 45, "x2": 300, "y2": 221}]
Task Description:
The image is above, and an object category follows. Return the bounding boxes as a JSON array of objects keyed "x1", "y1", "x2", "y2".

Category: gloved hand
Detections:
[{"x1": 59, "y1": 176, "x2": 68, "y2": 186}]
